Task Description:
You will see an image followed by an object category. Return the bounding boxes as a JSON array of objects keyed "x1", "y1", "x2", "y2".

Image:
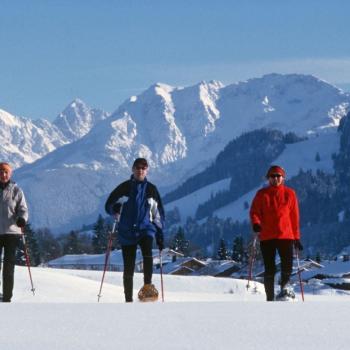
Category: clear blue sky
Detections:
[{"x1": 1, "y1": 0, "x2": 350, "y2": 120}]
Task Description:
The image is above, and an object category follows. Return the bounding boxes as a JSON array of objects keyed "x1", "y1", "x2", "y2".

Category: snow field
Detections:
[{"x1": 0, "y1": 266, "x2": 349, "y2": 350}]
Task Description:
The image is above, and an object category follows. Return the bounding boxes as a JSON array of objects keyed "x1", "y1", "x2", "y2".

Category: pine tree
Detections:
[
  {"x1": 63, "y1": 230, "x2": 80, "y2": 254},
  {"x1": 16, "y1": 223, "x2": 41, "y2": 266},
  {"x1": 217, "y1": 238, "x2": 229, "y2": 260},
  {"x1": 92, "y1": 215, "x2": 109, "y2": 254},
  {"x1": 170, "y1": 227, "x2": 189, "y2": 255},
  {"x1": 232, "y1": 236, "x2": 244, "y2": 262},
  {"x1": 36, "y1": 228, "x2": 62, "y2": 263},
  {"x1": 315, "y1": 152, "x2": 321, "y2": 162}
]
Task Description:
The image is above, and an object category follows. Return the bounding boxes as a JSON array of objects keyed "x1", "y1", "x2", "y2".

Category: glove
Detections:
[
  {"x1": 294, "y1": 239, "x2": 303, "y2": 251},
  {"x1": 112, "y1": 202, "x2": 122, "y2": 215},
  {"x1": 16, "y1": 217, "x2": 26, "y2": 228},
  {"x1": 253, "y1": 223, "x2": 261, "y2": 233},
  {"x1": 155, "y1": 229, "x2": 164, "y2": 251}
]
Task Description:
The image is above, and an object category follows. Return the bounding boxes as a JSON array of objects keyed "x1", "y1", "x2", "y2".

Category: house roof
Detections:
[
  {"x1": 48, "y1": 248, "x2": 178, "y2": 267},
  {"x1": 159, "y1": 257, "x2": 207, "y2": 275},
  {"x1": 196, "y1": 260, "x2": 240, "y2": 277},
  {"x1": 302, "y1": 260, "x2": 350, "y2": 280}
]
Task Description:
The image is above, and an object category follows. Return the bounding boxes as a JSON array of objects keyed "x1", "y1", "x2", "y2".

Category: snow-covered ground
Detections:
[{"x1": 1, "y1": 266, "x2": 349, "y2": 350}]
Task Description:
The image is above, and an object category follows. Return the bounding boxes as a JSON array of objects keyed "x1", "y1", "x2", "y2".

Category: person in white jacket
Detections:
[{"x1": 0, "y1": 162, "x2": 28, "y2": 302}]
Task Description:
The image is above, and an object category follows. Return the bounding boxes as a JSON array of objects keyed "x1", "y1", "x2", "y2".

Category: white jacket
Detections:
[{"x1": 0, "y1": 181, "x2": 29, "y2": 234}]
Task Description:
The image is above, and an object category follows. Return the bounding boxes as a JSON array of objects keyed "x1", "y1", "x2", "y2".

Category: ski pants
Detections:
[
  {"x1": 0, "y1": 234, "x2": 18, "y2": 302},
  {"x1": 260, "y1": 239, "x2": 294, "y2": 301},
  {"x1": 121, "y1": 235, "x2": 154, "y2": 302}
]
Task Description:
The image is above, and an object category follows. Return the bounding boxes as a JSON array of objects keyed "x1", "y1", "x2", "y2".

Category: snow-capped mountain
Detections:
[
  {"x1": 53, "y1": 99, "x2": 110, "y2": 141},
  {"x1": 0, "y1": 100, "x2": 109, "y2": 169},
  {"x1": 13, "y1": 74, "x2": 350, "y2": 232},
  {"x1": 0, "y1": 108, "x2": 67, "y2": 168}
]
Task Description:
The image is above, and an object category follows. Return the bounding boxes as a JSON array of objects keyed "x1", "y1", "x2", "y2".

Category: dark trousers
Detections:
[
  {"x1": 121, "y1": 235, "x2": 153, "y2": 302},
  {"x1": 0, "y1": 235, "x2": 18, "y2": 302},
  {"x1": 260, "y1": 239, "x2": 294, "y2": 301}
]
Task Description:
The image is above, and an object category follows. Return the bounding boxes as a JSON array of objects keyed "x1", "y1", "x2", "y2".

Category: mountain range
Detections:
[
  {"x1": 0, "y1": 99, "x2": 109, "y2": 168},
  {"x1": 3, "y1": 73, "x2": 349, "y2": 232}
]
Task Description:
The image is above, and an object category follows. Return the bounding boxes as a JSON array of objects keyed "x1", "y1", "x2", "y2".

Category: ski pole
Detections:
[
  {"x1": 97, "y1": 220, "x2": 117, "y2": 302},
  {"x1": 159, "y1": 251, "x2": 164, "y2": 302},
  {"x1": 21, "y1": 229, "x2": 35, "y2": 296},
  {"x1": 246, "y1": 235, "x2": 257, "y2": 290},
  {"x1": 295, "y1": 248, "x2": 305, "y2": 302}
]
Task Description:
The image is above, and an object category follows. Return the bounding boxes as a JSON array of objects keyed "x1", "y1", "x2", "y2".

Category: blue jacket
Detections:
[{"x1": 105, "y1": 176, "x2": 165, "y2": 245}]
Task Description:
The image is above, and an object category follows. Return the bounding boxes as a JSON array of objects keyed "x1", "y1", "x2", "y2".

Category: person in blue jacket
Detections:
[{"x1": 105, "y1": 158, "x2": 165, "y2": 302}]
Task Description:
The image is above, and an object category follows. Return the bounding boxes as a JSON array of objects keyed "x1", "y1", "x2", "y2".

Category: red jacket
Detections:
[{"x1": 250, "y1": 184, "x2": 300, "y2": 241}]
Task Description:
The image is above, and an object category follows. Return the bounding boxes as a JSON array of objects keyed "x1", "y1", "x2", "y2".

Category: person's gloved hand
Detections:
[
  {"x1": 253, "y1": 223, "x2": 261, "y2": 233},
  {"x1": 155, "y1": 229, "x2": 164, "y2": 251},
  {"x1": 294, "y1": 239, "x2": 303, "y2": 251},
  {"x1": 112, "y1": 202, "x2": 122, "y2": 215},
  {"x1": 16, "y1": 217, "x2": 26, "y2": 228}
]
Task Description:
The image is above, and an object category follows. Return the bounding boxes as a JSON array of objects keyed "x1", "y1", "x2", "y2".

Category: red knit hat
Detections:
[
  {"x1": 266, "y1": 165, "x2": 285, "y2": 178},
  {"x1": 0, "y1": 162, "x2": 12, "y2": 173}
]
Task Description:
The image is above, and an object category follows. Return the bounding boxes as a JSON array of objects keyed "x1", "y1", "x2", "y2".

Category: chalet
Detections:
[{"x1": 159, "y1": 257, "x2": 207, "y2": 276}]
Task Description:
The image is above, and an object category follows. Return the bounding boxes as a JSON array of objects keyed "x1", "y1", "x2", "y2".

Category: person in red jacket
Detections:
[{"x1": 250, "y1": 165, "x2": 303, "y2": 301}]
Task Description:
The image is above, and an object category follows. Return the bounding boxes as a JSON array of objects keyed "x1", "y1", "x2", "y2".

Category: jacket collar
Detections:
[
  {"x1": 130, "y1": 175, "x2": 147, "y2": 185},
  {"x1": 0, "y1": 180, "x2": 11, "y2": 190}
]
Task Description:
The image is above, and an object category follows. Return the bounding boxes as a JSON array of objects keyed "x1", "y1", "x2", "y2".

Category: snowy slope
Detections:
[
  {"x1": 165, "y1": 178, "x2": 231, "y2": 221},
  {"x1": 2, "y1": 266, "x2": 350, "y2": 350},
  {"x1": 13, "y1": 73, "x2": 350, "y2": 231}
]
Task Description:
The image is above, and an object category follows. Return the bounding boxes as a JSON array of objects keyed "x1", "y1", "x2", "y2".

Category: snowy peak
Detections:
[
  {"x1": 172, "y1": 80, "x2": 223, "y2": 139},
  {"x1": 111, "y1": 80, "x2": 225, "y2": 167},
  {"x1": 112, "y1": 83, "x2": 187, "y2": 166},
  {"x1": 53, "y1": 98, "x2": 110, "y2": 141},
  {"x1": 0, "y1": 109, "x2": 67, "y2": 168},
  {"x1": 0, "y1": 98, "x2": 110, "y2": 169},
  {"x1": 218, "y1": 73, "x2": 349, "y2": 137}
]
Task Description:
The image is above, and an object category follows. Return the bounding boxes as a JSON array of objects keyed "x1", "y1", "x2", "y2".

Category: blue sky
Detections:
[{"x1": 1, "y1": 0, "x2": 350, "y2": 120}]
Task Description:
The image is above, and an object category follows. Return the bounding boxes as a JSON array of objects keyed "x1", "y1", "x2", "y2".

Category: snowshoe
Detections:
[
  {"x1": 138, "y1": 284, "x2": 159, "y2": 302},
  {"x1": 275, "y1": 285, "x2": 296, "y2": 301}
]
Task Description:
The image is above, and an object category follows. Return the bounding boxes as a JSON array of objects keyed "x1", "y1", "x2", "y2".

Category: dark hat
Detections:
[
  {"x1": 132, "y1": 158, "x2": 148, "y2": 168},
  {"x1": 266, "y1": 165, "x2": 285, "y2": 178}
]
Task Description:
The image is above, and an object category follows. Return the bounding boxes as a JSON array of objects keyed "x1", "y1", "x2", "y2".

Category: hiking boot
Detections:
[{"x1": 138, "y1": 284, "x2": 159, "y2": 302}]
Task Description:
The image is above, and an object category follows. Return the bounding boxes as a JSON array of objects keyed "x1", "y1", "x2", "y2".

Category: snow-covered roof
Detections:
[
  {"x1": 48, "y1": 248, "x2": 178, "y2": 267},
  {"x1": 302, "y1": 260, "x2": 350, "y2": 280},
  {"x1": 159, "y1": 257, "x2": 207, "y2": 275}
]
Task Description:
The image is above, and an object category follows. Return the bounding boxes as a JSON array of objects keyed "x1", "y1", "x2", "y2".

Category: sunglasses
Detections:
[
  {"x1": 135, "y1": 166, "x2": 147, "y2": 170},
  {"x1": 269, "y1": 174, "x2": 283, "y2": 178}
]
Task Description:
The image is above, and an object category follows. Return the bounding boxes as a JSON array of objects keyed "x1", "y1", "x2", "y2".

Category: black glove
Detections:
[
  {"x1": 253, "y1": 223, "x2": 261, "y2": 233},
  {"x1": 294, "y1": 239, "x2": 303, "y2": 251},
  {"x1": 112, "y1": 202, "x2": 122, "y2": 215},
  {"x1": 155, "y1": 229, "x2": 164, "y2": 251},
  {"x1": 16, "y1": 217, "x2": 26, "y2": 228}
]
